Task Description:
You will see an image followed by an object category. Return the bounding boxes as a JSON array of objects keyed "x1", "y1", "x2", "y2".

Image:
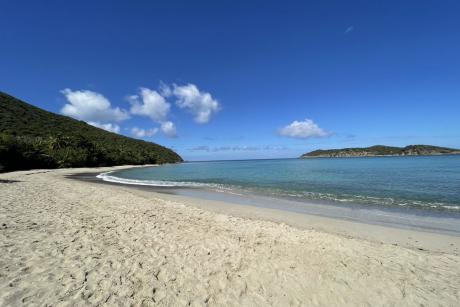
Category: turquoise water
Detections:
[{"x1": 101, "y1": 156, "x2": 460, "y2": 212}]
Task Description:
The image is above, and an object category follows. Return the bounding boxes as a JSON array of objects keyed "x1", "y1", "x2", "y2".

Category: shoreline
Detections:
[
  {"x1": 1, "y1": 165, "x2": 459, "y2": 305},
  {"x1": 70, "y1": 168, "x2": 460, "y2": 254},
  {"x1": 96, "y1": 160, "x2": 460, "y2": 215}
]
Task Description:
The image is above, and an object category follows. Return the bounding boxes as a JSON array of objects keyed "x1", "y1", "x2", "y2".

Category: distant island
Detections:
[
  {"x1": 0, "y1": 92, "x2": 183, "y2": 171},
  {"x1": 301, "y1": 145, "x2": 460, "y2": 158}
]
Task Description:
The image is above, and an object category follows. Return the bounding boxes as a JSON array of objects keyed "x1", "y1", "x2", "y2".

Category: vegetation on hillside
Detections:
[
  {"x1": 301, "y1": 145, "x2": 460, "y2": 158},
  {"x1": 0, "y1": 92, "x2": 183, "y2": 171}
]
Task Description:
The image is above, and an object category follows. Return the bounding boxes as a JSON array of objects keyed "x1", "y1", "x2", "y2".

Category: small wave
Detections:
[
  {"x1": 256, "y1": 188, "x2": 460, "y2": 212},
  {"x1": 97, "y1": 171, "x2": 241, "y2": 193},
  {"x1": 97, "y1": 171, "x2": 203, "y2": 187},
  {"x1": 97, "y1": 171, "x2": 460, "y2": 212}
]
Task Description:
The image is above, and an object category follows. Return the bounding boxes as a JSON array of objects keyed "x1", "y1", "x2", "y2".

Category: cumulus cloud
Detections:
[
  {"x1": 61, "y1": 89, "x2": 129, "y2": 123},
  {"x1": 87, "y1": 122, "x2": 120, "y2": 133},
  {"x1": 130, "y1": 127, "x2": 159, "y2": 138},
  {"x1": 128, "y1": 88, "x2": 178, "y2": 137},
  {"x1": 279, "y1": 119, "x2": 330, "y2": 139},
  {"x1": 160, "y1": 121, "x2": 177, "y2": 137},
  {"x1": 168, "y1": 83, "x2": 220, "y2": 123},
  {"x1": 61, "y1": 83, "x2": 220, "y2": 139},
  {"x1": 128, "y1": 88, "x2": 171, "y2": 122}
]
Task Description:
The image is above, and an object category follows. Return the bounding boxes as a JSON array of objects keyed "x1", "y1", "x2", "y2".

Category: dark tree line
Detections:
[{"x1": 0, "y1": 92, "x2": 183, "y2": 171}]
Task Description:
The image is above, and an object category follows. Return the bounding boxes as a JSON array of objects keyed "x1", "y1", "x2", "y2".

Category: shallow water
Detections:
[{"x1": 100, "y1": 155, "x2": 460, "y2": 213}]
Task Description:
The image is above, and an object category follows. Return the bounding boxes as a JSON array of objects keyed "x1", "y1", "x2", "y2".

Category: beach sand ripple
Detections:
[{"x1": 0, "y1": 167, "x2": 459, "y2": 306}]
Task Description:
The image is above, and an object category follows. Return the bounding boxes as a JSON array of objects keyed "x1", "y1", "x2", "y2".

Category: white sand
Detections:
[{"x1": 1, "y1": 166, "x2": 459, "y2": 306}]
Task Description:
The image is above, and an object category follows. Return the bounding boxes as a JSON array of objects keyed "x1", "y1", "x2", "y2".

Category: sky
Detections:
[{"x1": 1, "y1": 0, "x2": 459, "y2": 161}]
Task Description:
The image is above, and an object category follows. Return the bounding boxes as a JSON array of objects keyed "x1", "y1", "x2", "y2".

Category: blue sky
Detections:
[{"x1": 1, "y1": 0, "x2": 459, "y2": 161}]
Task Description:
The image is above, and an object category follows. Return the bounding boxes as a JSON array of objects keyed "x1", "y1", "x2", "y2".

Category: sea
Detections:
[{"x1": 97, "y1": 155, "x2": 460, "y2": 233}]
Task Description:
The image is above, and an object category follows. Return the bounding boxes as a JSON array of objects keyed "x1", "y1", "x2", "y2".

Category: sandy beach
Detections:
[{"x1": 1, "y1": 166, "x2": 459, "y2": 306}]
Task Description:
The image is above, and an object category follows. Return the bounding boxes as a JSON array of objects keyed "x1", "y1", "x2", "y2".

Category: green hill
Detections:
[
  {"x1": 301, "y1": 145, "x2": 460, "y2": 158},
  {"x1": 0, "y1": 92, "x2": 183, "y2": 171}
]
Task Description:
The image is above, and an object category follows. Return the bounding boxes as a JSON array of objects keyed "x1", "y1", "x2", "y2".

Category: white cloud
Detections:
[
  {"x1": 190, "y1": 145, "x2": 210, "y2": 152},
  {"x1": 130, "y1": 127, "x2": 159, "y2": 138},
  {"x1": 88, "y1": 122, "x2": 120, "y2": 134},
  {"x1": 61, "y1": 89, "x2": 129, "y2": 122},
  {"x1": 189, "y1": 145, "x2": 288, "y2": 152},
  {"x1": 345, "y1": 26, "x2": 354, "y2": 34},
  {"x1": 160, "y1": 121, "x2": 177, "y2": 137},
  {"x1": 129, "y1": 88, "x2": 170, "y2": 122},
  {"x1": 227, "y1": 146, "x2": 259, "y2": 151},
  {"x1": 279, "y1": 119, "x2": 330, "y2": 139},
  {"x1": 128, "y1": 88, "x2": 177, "y2": 138},
  {"x1": 61, "y1": 83, "x2": 219, "y2": 139},
  {"x1": 159, "y1": 81, "x2": 172, "y2": 97},
  {"x1": 170, "y1": 84, "x2": 220, "y2": 123}
]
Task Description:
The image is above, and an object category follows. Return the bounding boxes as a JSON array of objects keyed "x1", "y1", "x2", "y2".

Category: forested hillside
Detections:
[
  {"x1": 301, "y1": 145, "x2": 460, "y2": 158},
  {"x1": 0, "y1": 92, "x2": 183, "y2": 171}
]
